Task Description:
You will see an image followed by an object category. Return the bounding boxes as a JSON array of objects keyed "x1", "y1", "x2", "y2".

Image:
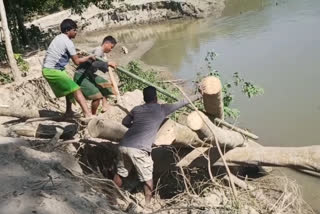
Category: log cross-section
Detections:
[
  {"x1": 187, "y1": 111, "x2": 246, "y2": 148},
  {"x1": 201, "y1": 76, "x2": 224, "y2": 120}
]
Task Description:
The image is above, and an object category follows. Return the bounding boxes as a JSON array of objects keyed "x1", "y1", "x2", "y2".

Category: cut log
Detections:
[
  {"x1": 87, "y1": 118, "x2": 127, "y2": 142},
  {"x1": 0, "y1": 122, "x2": 77, "y2": 139},
  {"x1": 155, "y1": 119, "x2": 176, "y2": 146},
  {"x1": 201, "y1": 76, "x2": 224, "y2": 119},
  {"x1": 174, "y1": 122, "x2": 204, "y2": 147},
  {"x1": 100, "y1": 90, "x2": 144, "y2": 121},
  {"x1": 154, "y1": 119, "x2": 203, "y2": 147},
  {"x1": 216, "y1": 145, "x2": 320, "y2": 173},
  {"x1": 187, "y1": 111, "x2": 246, "y2": 148}
]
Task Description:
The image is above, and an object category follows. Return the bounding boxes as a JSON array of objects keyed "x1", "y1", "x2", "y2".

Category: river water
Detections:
[
  {"x1": 79, "y1": 0, "x2": 320, "y2": 211},
  {"x1": 140, "y1": 0, "x2": 320, "y2": 211}
]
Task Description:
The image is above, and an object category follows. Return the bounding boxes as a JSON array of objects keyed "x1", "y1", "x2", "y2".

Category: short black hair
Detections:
[
  {"x1": 143, "y1": 86, "x2": 157, "y2": 103},
  {"x1": 102, "y1": 36, "x2": 117, "y2": 45},
  {"x1": 60, "y1": 19, "x2": 77, "y2": 33}
]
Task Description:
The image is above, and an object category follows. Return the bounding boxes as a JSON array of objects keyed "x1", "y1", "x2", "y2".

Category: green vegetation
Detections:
[
  {"x1": 0, "y1": 73, "x2": 13, "y2": 84},
  {"x1": 119, "y1": 53, "x2": 264, "y2": 121},
  {"x1": 194, "y1": 51, "x2": 264, "y2": 119},
  {"x1": 119, "y1": 61, "x2": 183, "y2": 120},
  {"x1": 119, "y1": 61, "x2": 181, "y2": 104},
  {"x1": 14, "y1": 54, "x2": 29, "y2": 76}
]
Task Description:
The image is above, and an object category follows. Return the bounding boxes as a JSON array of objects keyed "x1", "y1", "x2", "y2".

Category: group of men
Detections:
[{"x1": 42, "y1": 18, "x2": 201, "y2": 206}]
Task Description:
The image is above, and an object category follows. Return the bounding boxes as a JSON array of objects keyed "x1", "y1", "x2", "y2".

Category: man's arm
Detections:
[
  {"x1": 71, "y1": 55, "x2": 95, "y2": 65},
  {"x1": 161, "y1": 94, "x2": 202, "y2": 116},
  {"x1": 66, "y1": 40, "x2": 95, "y2": 65},
  {"x1": 92, "y1": 47, "x2": 117, "y2": 72},
  {"x1": 122, "y1": 112, "x2": 133, "y2": 128},
  {"x1": 91, "y1": 61, "x2": 108, "y2": 73}
]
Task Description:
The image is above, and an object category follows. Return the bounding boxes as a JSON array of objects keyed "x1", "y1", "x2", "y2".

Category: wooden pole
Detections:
[
  {"x1": 0, "y1": 0, "x2": 21, "y2": 81},
  {"x1": 214, "y1": 118, "x2": 259, "y2": 140},
  {"x1": 108, "y1": 67, "x2": 123, "y2": 105},
  {"x1": 116, "y1": 66, "x2": 179, "y2": 101},
  {"x1": 201, "y1": 76, "x2": 224, "y2": 119}
]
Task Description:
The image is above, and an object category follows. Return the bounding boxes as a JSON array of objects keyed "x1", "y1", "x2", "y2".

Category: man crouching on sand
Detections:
[
  {"x1": 113, "y1": 86, "x2": 202, "y2": 206},
  {"x1": 74, "y1": 36, "x2": 117, "y2": 115}
]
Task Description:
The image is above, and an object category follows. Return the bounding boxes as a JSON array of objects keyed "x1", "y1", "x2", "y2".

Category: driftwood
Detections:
[
  {"x1": 0, "y1": 106, "x2": 41, "y2": 118},
  {"x1": 0, "y1": 137, "x2": 28, "y2": 145},
  {"x1": 155, "y1": 119, "x2": 203, "y2": 147},
  {"x1": 215, "y1": 145, "x2": 320, "y2": 173},
  {"x1": 87, "y1": 118, "x2": 127, "y2": 142},
  {"x1": 187, "y1": 111, "x2": 246, "y2": 148},
  {"x1": 201, "y1": 76, "x2": 224, "y2": 120},
  {"x1": 0, "y1": 122, "x2": 78, "y2": 139}
]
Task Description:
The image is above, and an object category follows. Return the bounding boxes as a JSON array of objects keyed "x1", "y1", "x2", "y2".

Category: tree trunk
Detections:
[
  {"x1": 14, "y1": 5, "x2": 29, "y2": 46},
  {"x1": 201, "y1": 76, "x2": 223, "y2": 119},
  {"x1": 215, "y1": 145, "x2": 320, "y2": 173},
  {"x1": 88, "y1": 118, "x2": 127, "y2": 142},
  {"x1": 187, "y1": 111, "x2": 246, "y2": 148},
  {"x1": 0, "y1": 0, "x2": 21, "y2": 81}
]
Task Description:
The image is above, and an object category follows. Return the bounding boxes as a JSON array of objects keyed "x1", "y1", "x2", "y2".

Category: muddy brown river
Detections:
[
  {"x1": 142, "y1": 0, "x2": 320, "y2": 211},
  {"x1": 80, "y1": 0, "x2": 320, "y2": 211}
]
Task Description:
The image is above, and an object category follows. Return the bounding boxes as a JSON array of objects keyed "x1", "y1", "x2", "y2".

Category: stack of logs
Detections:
[
  {"x1": 87, "y1": 76, "x2": 320, "y2": 174},
  {"x1": 0, "y1": 77, "x2": 320, "y2": 174}
]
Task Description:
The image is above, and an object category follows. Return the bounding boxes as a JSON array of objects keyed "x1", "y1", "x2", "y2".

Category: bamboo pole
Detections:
[
  {"x1": 116, "y1": 66, "x2": 179, "y2": 101},
  {"x1": 97, "y1": 54, "x2": 179, "y2": 101},
  {"x1": 108, "y1": 67, "x2": 123, "y2": 105}
]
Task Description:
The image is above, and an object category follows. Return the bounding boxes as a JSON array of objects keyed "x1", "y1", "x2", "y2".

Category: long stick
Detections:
[
  {"x1": 214, "y1": 118, "x2": 259, "y2": 140},
  {"x1": 108, "y1": 67, "x2": 122, "y2": 105},
  {"x1": 83, "y1": 51, "x2": 178, "y2": 102},
  {"x1": 116, "y1": 66, "x2": 179, "y2": 101},
  {"x1": 97, "y1": 54, "x2": 179, "y2": 101}
]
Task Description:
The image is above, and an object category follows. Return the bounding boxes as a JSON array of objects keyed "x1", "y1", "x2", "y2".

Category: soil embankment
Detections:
[{"x1": 27, "y1": 0, "x2": 225, "y2": 33}]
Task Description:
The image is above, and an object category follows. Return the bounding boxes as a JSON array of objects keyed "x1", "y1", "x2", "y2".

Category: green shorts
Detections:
[
  {"x1": 117, "y1": 146, "x2": 153, "y2": 182},
  {"x1": 42, "y1": 68, "x2": 80, "y2": 98},
  {"x1": 74, "y1": 72, "x2": 113, "y2": 100}
]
